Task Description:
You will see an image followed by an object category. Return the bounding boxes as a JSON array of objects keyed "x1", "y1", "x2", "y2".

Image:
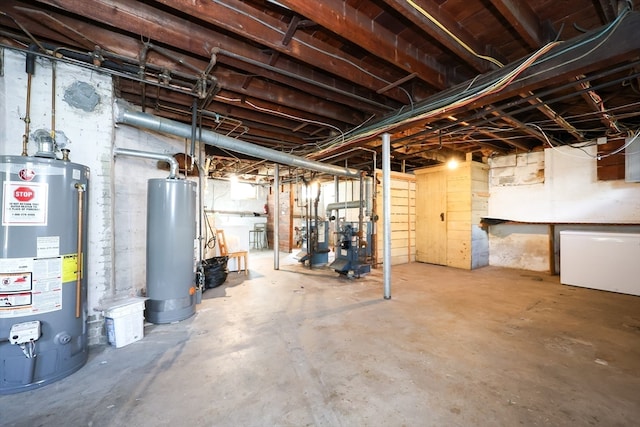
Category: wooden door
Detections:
[
  {"x1": 267, "y1": 188, "x2": 294, "y2": 252},
  {"x1": 416, "y1": 170, "x2": 447, "y2": 265}
]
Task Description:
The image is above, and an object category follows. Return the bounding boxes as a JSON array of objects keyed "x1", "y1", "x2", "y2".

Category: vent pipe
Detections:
[
  {"x1": 115, "y1": 106, "x2": 360, "y2": 178},
  {"x1": 113, "y1": 147, "x2": 179, "y2": 179}
]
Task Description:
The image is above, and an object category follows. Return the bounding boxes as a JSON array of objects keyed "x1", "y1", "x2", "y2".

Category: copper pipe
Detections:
[
  {"x1": 51, "y1": 61, "x2": 56, "y2": 139},
  {"x1": 74, "y1": 183, "x2": 85, "y2": 318}
]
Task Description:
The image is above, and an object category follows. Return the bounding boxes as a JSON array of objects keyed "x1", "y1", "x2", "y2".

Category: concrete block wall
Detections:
[
  {"x1": 490, "y1": 151, "x2": 545, "y2": 187},
  {"x1": 488, "y1": 145, "x2": 640, "y2": 272}
]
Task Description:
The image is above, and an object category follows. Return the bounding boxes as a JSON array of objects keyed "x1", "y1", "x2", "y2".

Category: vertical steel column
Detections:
[
  {"x1": 274, "y1": 164, "x2": 280, "y2": 270},
  {"x1": 382, "y1": 133, "x2": 392, "y2": 299}
]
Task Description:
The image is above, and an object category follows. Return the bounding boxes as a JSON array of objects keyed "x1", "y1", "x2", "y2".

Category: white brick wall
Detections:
[
  {"x1": 1, "y1": 49, "x2": 114, "y2": 344},
  {"x1": 113, "y1": 124, "x2": 201, "y2": 298},
  {"x1": 1, "y1": 49, "x2": 207, "y2": 344}
]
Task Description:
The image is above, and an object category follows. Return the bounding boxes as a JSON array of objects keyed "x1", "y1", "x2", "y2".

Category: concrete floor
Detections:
[{"x1": 3, "y1": 251, "x2": 640, "y2": 427}]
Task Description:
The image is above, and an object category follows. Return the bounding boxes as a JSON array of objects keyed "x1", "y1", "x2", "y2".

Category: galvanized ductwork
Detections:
[
  {"x1": 113, "y1": 147, "x2": 180, "y2": 179},
  {"x1": 114, "y1": 105, "x2": 360, "y2": 178}
]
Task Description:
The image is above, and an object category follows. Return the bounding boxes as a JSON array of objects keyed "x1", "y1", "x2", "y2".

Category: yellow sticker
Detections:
[{"x1": 62, "y1": 253, "x2": 83, "y2": 283}]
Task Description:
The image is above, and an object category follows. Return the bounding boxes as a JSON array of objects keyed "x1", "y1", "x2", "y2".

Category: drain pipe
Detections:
[
  {"x1": 115, "y1": 106, "x2": 360, "y2": 178},
  {"x1": 382, "y1": 133, "x2": 391, "y2": 300},
  {"x1": 113, "y1": 147, "x2": 179, "y2": 179}
]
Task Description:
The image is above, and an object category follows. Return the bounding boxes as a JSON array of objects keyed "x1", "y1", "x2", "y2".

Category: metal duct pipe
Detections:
[
  {"x1": 326, "y1": 200, "x2": 362, "y2": 219},
  {"x1": 113, "y1": 147, "x2": 179, "y2": 179},
  {"x1": 382, "y1": 133, "x2": 391, "y2": 300},
  {"x1": 115, "y1": 107, "x2": 360, "y2": 178}
]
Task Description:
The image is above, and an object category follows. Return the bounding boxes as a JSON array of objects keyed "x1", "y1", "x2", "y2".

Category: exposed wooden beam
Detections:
[
  {"x1": 490, "y1": 0, "x2": 546, "y2": 49},
  {"x1": 596, "y1": 0, "x2": 622, "y2": 23},
  {"x1": 494, "y1": 13, "x2": 640, "y2": 100},
  {"x1": 213, "y1": 88, "x2": 350, "y2": 131},
  {"x1": 276, "y1": 0, "x2": 449, "y2": 89},
  {"x1": 217, "y1": 53, "x2": 392, "y2": 115},
  {"x1": 312, "y1": 12, "x2": 640, "y2": 153},
  {"x1": 377, "y1": 73, "x2": 418, "y2": 94},
  {"x1": 519, "y1": 92, "x2": 584, "y2": 141},
  {"x1": 382, "y1": 0, "x2": 499, "y2": 73},
  {"x1": 215, "y1": 70, "x2": 366, "y2": 125},
  {"x1": 33, "y1": 0, "x2": 408, "y2": 104},
  {"x1": 150, "y1": 0, "x2": 411, "y2": 102},
  {"x1": 281, "y1": 15, "x2": 300, "y2": 46},
  {"x1": 574, "y1": 74, "x2": 622, "y2": 134},
  {"x1": 488, "y1": 107, "x2": 552, "y2": 145},
  {"x1": 446, "y1": 115, "x2": 533, "y2": 151}
]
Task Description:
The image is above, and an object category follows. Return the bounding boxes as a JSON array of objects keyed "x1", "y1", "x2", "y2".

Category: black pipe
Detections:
[{"x1": 25, "y1": 44, "x2": 37, "y2": 74}]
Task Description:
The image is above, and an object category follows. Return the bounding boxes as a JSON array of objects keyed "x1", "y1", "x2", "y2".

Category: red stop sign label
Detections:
[{"x1": 14, "y1": 187, "x2": 35, "y2": 202}]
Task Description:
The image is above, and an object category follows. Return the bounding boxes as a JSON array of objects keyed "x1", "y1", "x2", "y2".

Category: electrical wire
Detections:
[
  {"x1": 406, "y1": 0, "x2": 504, "y2": 68},
  {"x1": 318, "y1": 4, "x2": 633, "y2": 154},
  {"x1": 515, "y1": 5, "x2": 631, "y2": 87},
  {"x1": 214, "y1": 94, "x2": 346, "y2": 146},
  {"x1": 245, "y1": 100, "x2": 345, "y2": 144},
  {"x1": 19, "y1": 340, "x2": 36, "y2": 358},
  {"x1": 316, "y1": 41, "x2": 560, "y2": 154},
  {"x1": 212, "y1": 0, "x2": 417, "y2": 107},
  {"x1": 204, "y1": 212, "x2": 217, "y2": 249},
  {"x1": 212, "y1": 0, "x2": 392, "y2": 85},
  {"x1": 528, "y1": 123, "x2": 640, "y2": 159}
]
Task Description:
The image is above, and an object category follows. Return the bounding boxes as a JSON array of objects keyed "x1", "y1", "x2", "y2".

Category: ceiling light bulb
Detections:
[{"x1": 447, "y1": 159, "x2": 459, "y2": 169}]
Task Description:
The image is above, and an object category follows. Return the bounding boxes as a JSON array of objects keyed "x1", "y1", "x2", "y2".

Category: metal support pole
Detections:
[
  {"x1": 382, "y1": 133, "x2": 392, "y2": 300},
  {"x1": 273, "y1": 164, "x2": 280, "y2": 270}
]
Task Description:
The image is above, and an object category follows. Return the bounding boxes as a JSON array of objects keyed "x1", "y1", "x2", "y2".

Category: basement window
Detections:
[{"x1": 230, "y1": 181, "x2": 256, "y2": 200}]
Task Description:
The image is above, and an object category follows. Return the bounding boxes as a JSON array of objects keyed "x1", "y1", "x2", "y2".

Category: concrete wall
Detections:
[{"x1": 488, "y1": 147, "x2": 640, "y2": 272}]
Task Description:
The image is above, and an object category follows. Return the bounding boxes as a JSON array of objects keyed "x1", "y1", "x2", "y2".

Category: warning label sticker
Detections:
[
  {"x1": 0, "y1": 256, "x2": 62, "y2": 318},
  {"x1": 0, "y1": 292, "x2": 32, "y2": 308},
  {"x1": 2, "y1": 181, "x2": 48, "y2": 226},
  {"x1": 62, "y1": 253, "x2": 83, "y2": 283},
  {"x1": 0, "y1": 272, "x2": 32, "y2": 292}
]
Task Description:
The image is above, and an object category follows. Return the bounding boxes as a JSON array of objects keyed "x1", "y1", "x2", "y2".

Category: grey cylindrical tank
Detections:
[
  {"x1": 0, "y1": 155, "x2": 89, "y2": 395},
  {"x1": 146, "y1": 179, "x2": 196, "y2": 324}
]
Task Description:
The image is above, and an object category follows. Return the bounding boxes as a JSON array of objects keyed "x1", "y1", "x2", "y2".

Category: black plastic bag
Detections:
[{"x1": 203, "y1": 256, "x2": 228, "y2": 289}]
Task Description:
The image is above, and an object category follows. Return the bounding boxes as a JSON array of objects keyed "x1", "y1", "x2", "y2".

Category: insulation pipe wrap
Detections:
[{"x1": 113, "y1": 147, "x2": 180, "y2": 179}]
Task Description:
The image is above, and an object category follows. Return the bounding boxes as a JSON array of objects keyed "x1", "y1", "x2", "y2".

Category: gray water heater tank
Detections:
[
  {"x1": 0, "y1": 155, "x2": 89, "y2": 395},
  {"x1": 145, "y1": 178, "x2": 196, "y2": 324}
]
